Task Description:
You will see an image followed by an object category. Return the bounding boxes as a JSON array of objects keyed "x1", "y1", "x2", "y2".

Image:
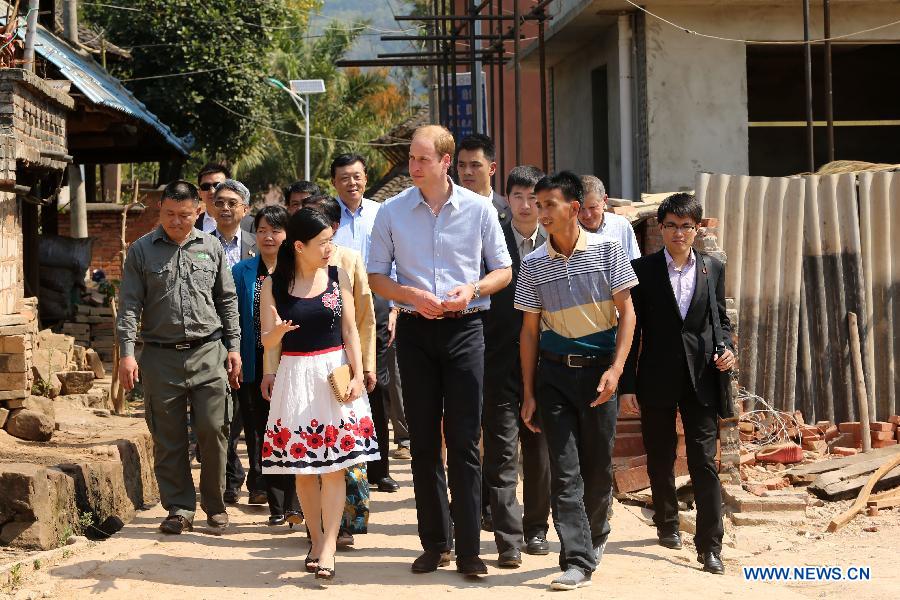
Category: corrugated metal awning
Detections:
[{"x1": 11, "y1": 20, "x2": 193, "y2": 156}]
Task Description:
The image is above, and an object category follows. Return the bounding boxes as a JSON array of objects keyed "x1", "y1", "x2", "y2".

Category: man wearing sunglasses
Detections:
[
  {"x1": 210, "y1": 179, "x2": 258, "y2": 505},
  {"x1": 196, "y1": 162, "x2": 255, "y2": 233}
]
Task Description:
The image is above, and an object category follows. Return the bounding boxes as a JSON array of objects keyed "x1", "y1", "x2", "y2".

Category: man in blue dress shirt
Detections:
[{"x1": 368, "y1": 124, "x2": 513, "y2": 577}]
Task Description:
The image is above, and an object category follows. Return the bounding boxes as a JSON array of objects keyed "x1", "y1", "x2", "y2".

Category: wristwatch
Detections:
[{"x1": 471, "y1": 281, "x2": 481, "y2": 299}]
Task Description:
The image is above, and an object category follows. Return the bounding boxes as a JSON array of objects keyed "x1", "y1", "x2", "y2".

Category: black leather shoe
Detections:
[
  {"x1": 376, "y1": 476, "x2": 399, "y2": 493},
  {"x1": 411, "y1": 550, "x2": 452, "y2": 573},
  {"x1": 457, "y1": 555, "x2": 488, "y2": 576},
  {"x1": 657, "y1": 528, "x2": 683, "y2": 549},
  {"x1": 699, "y1": 551, "x2": 724, "y2": 574},
  {"x1": 223, "y1": 489, "x2": 239, "y2": 504},
  {"x1": 268, "y1": 514, "x2": 286, "y2": 526},
  {"x1": 524, "y1": 535, "x2": 550, "y2": 555},
  {"x1": 497, "y1": 547, "x2": 522, "y2": 568},
  {"x1": 159, "y1": 515, "x2": 192, "y2": 534}
]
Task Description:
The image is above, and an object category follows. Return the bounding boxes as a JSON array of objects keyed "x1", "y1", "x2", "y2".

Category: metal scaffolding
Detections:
[{"x1": 335, "y1": 1, "x2": 557, "y2": 189}]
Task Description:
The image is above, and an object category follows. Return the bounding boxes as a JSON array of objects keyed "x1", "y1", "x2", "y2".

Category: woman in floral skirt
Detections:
[{"x1": 260, "y1": 208, "x2": 379, "y2": 581}]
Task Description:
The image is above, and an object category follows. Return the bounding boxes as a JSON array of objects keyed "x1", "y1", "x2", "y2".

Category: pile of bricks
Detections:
[
  {"x1": 828, "y1": 418, "x2": 900, "y2": 455},
  {"x1": 0, "y1": 298, "x2": 39, "y2": 428},
  {"x1": 612, "y1": 410, "x2": 693, "y2": 494},
  {"x1": 61, "y1": 305, "x2": 116, "y2": 362}
]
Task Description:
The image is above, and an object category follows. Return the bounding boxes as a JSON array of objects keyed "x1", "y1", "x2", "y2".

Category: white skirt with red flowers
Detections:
[{"x1": 261, "y1": 346, "x2": 379, "y2": 475}]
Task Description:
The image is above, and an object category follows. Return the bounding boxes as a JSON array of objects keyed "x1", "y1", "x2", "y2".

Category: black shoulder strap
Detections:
[{"x1": 702, "y1": 254, "x2": 725, "y2": 348}]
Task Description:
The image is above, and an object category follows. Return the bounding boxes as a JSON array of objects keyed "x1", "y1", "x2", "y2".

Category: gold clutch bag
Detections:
[{"x1": 327, "y1": 364, "x2": 353, "y2": 404}]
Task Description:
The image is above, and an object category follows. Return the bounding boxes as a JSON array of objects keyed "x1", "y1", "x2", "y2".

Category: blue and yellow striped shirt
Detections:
[{"x1": 514, "y1": 229, "x2": 638, "y2": 355}]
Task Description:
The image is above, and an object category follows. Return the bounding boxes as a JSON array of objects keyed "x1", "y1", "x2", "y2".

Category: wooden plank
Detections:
[
  {"x1": 828, "y1": 452, "x2": 900, "y2": 530},
  {"x1": 785, "y1": 444, "x2": 900, "y2": 478},
  {"x1": 810, "y1": 456, "x2": 900, "y2": 490}
]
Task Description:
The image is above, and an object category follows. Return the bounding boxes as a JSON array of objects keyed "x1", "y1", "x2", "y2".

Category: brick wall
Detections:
[
  {"x1": 0, "y1": 70, "x2": 73, "y2": 317},
  {"x1": 0, "y1": 188, "x2": 21, "y2": 316},
  {"x1": 57, "y1": 191, "x2": 162, "y2": 281}
]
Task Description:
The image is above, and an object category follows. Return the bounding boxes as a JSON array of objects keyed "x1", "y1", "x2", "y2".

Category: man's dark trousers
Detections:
[
  {"x1": 641, "y1": 371, "x2": 723, "y2": 554},
  {"x1": 482, "y1": 356, "x2": 524, "y2": 552},
  {"x1": 366, "y1": 294, "x2": 392, "y2": 484},
  {"x1": 396, "y1": 312, "x2": 484, "y2": 558},
  {"x1": 225, "y1": 390, "x2": 246, "y2": 493},
  {"x1": 537, "y1": 360, "x2": 616, "y2": 575},
  {"x1": 520, "y1": 411, "x2": 551, "y2": 540}
]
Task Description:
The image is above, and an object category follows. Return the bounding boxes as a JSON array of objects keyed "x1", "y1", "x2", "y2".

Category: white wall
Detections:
[
  {"x1": 550, "y1": 25, "x2": 623, "y2": 194},
  {"x1": 548, "y1": 1, "x2": 900, "y2": 194}
]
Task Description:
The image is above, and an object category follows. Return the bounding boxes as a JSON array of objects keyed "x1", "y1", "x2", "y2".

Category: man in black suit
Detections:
[
  {"x1": 482, "y1": 166, "x2": 547, "y2": 567},
  {"x1": 620, "y1": 192, "x2": 735, "y2": 575}
]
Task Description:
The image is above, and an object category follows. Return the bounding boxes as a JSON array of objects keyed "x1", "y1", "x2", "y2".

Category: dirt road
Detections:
[{"x1": 7, "y1": 455, "x2": 898, "y2": 599}]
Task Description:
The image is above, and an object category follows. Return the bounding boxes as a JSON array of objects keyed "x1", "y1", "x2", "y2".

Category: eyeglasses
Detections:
[
  {"x1": 199, "y1": 182, "x2": 219, "y2": 192},
  {"x1": 662, "y1": 223, "x2": 697, "y2": 233},
  {"x1": 213, "y1": 199, "x2": 242, "y2": 210}
]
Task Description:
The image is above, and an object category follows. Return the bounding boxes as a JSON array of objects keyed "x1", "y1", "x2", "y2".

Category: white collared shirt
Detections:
[{"x1": 665, "y1": 247, "x2": 697, "y2": 320}]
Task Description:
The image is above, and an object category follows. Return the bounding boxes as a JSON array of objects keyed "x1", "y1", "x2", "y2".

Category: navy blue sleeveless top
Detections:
[{"x1": 277, "y1": 265, "x2": 343, "y2": 353}]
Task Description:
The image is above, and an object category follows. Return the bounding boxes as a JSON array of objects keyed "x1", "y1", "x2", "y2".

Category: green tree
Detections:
[
  {"x1": 238, "y1": 21, "x2": 412, "y2": 194},
  {"x1": 83, "y1": 0, "x2": 318, "y2": 161}
]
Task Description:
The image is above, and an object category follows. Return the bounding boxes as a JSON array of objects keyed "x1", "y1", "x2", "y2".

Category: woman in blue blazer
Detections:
[{"x1": 232, "y1": 205, "x2": 301, "y2": 525}]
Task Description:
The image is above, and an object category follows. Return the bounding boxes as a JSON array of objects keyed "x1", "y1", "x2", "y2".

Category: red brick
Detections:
[
  {"x1": 616, "y1": 420, "x2": 642, "y2": 434},
  {"x1": 699, "y1": 217, "x2": 719, "y2": 228},
  {"x1": 838, "y1": 422, "x2": 861, "y2": 435},
  {"x1": 800, "y1": 425, "x2": 820, "y2": 438},
  {"x1": 869, "y1": 421, "x2": 895, "y2": 432},
  {"x1": 614, "y1": 465, "x2": 650, "y2": 493},
  {"x1": 823, "y1": 425, "x2": 839, "y2": 441},
  {"x1": 889, "y1": 415, "x2": 900, "y2": 426},
  {"x1": 802, "y1": 439, "x2": 827, "y2": 453},
  {"x1": 740, "y1": 452, "x2": 756, "y2": 466},
  {"x1": 815, "y1": 420, "x2": 833, "y2": 431},
  {"x1": 871, "y1": 439, "x2": 898, "y2": 449},
  {"x1": 832, "y1": 447, "x2": 858, "y2": 456},
  {"x1": 613, "y1": 433, "x2": 645, "y2": 457},
  {"x1": 871, "y1": 431, "x2": 895, "y2": 441}
]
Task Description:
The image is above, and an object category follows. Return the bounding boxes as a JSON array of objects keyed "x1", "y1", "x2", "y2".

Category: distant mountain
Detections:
[{"x1": 310, "y1": 0, "x2": 419, "y2": 62}]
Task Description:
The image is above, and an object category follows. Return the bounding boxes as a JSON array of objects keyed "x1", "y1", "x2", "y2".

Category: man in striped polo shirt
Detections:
[{"x1": 515, "y1": 171, "x2": 638, "y2": 591}]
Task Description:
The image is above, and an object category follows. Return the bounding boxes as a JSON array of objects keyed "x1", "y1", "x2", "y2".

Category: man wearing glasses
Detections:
[
  {"x1": 210, "y1": 179, "x2": 257, "y2": 505},
  {"x1": 196, "y1": 162, "x2": 255, "y2": 233},
  {"x1": 620, "y1": 193, "x2": 735, "y2": 575}
]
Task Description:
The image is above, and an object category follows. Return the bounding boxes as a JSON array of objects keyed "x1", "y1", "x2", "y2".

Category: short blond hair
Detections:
[{"x1": 413, "y1": 124, "x2": 455, "y2": 159}]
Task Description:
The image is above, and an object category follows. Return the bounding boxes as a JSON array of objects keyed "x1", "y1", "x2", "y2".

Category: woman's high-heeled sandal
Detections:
[{"x1": 304, "y1": 553, "x2": 319, "y2": 573}]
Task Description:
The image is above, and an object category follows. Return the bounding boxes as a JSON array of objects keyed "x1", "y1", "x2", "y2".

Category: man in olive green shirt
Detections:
[{"x1": 117, "y1": 180, "x2": 242, "y2": 534}]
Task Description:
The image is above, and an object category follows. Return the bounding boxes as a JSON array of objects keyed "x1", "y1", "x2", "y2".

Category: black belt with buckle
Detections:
[
  {"x1": 540, "y1": 350, "x2": 612, "y2": 368},
  {"x1": 145, "y1": 331, "x2": 222, "y2": 351}
]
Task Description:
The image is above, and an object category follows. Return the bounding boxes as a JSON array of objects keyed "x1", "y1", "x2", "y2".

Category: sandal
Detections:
[
  {"x1": 315, "y1": 562, "x2": 335, "y2": 582},
  {"x1": 305, "y1": 552, "x2": 319, "y2": 573}
]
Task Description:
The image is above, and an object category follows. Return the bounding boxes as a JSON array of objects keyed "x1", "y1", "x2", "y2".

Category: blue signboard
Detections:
[{"x1": 445, "y1": 71, "x2": 487, "y2": 139}]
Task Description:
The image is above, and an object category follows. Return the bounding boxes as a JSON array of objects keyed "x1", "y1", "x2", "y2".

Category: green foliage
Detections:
[
  {"x1": 239, "y1": 21, "x2": 412, "y2": 193},
  {"x1": 83, "y1": 0, "x2": 304, "y2": 160},
  {"x1": 85, "y1": 1, "x2": 412, "y2": 195}
]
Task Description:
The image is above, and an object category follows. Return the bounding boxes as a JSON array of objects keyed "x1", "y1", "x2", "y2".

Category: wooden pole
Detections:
[
  {"x1": 848, "y1": 312, "x2": 871, "y2": 453},
  {"x1": 111, "y1": 181, "x2": 142, "y2": 415}
]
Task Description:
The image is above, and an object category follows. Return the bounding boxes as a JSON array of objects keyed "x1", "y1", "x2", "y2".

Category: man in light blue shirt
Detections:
[
  {"x1": 368, "y1": 125, "x2": 512, "y2": 577},
  {"x1": 578, "y1": 175, "x2": 641, "y2": 261}
]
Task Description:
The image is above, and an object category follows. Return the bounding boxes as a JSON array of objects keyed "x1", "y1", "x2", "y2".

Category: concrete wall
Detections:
[
  {"x1": 546, "y1": 1, "x2": 900, "y2": 194},
  {"x1": 550, "y1": 25, "x2": 624, "y2": 194}
]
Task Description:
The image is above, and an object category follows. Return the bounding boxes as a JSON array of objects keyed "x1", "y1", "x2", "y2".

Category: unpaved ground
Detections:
[{"x1": 3, "y1": 448, "x2": 897, "y2": 600}]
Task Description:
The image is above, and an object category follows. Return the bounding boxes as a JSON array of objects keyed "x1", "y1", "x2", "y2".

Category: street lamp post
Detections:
[{"x1": 268, "y1": 78, "x2": 326, "y2": 181}]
